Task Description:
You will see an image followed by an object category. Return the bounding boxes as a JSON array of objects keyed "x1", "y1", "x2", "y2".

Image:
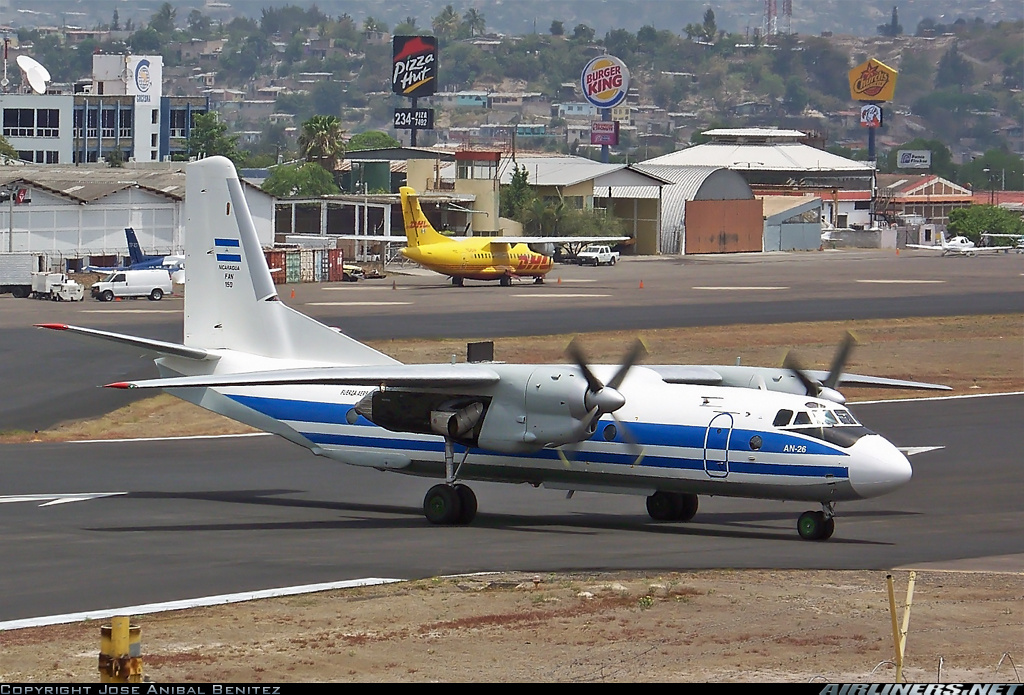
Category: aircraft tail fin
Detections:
[
  {"x1": 124, "y1": 227, "x2": 149, "y2": 265},
  {"x1": 184, "y1": 156, "x2": 397, "y2": 366},
  {"x1": 400, "y1": 186, "x2": 453, "y2": 248}
]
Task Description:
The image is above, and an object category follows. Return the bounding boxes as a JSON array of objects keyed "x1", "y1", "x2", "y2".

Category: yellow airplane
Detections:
[{"x1": 399, "y1": 186, "x2": 627, "y2": 287}]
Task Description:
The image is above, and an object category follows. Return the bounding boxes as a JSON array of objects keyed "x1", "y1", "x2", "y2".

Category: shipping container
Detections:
[
  {"x1": 299, "y1": 249, "x2": 314, "y2": 282},
  {"x1": 264, "y1": 250, "x2": 286, "y2": 285},
  {"x1": 285, "y1": 251, "x2": 301, "y2": 284}
]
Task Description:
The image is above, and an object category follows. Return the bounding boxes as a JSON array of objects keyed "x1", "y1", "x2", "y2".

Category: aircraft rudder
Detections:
[{"x1": 400, "y1": 186, "x2": 448, "y2": 248}]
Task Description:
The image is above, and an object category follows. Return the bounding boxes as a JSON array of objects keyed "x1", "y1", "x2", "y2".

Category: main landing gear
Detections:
[
  {"x1": 422, "y1": 437, "x2": 478, "y2": 525},
  {"x1": 797, "y1": 502, "x2": 836, "y2": 541},
  {"x1": 646, "y1": 491, "x2": 699, "y2": 522}
]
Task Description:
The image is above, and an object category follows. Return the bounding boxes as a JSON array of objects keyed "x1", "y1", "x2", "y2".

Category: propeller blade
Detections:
[
  {"x1": 611, "y1": 414, "x2": 647, "y2": 467},
  {"x1": 823, "y1": 332, "x2": 857, "y2": 389},
  {"x1": 782, "y1": 351, "x2": 821, "y2": 396},
  {"x1": 565, "y1": 337, "x2": 605, "y2": 393},
  {"x1": 606, "y1": 338, "x2": 648, "y2": 390}
]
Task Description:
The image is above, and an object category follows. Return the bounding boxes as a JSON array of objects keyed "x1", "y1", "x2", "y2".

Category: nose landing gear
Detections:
[{"x1": 797, "y1": 503, "x2": 836, "y2": 541}]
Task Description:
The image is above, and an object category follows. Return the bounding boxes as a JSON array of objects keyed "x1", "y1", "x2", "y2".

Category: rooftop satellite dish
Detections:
[{"x1": 16, "y1": 54, "x2": 50, "y2": 94}]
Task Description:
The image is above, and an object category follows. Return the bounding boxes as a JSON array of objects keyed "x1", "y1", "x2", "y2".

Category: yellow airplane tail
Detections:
[{"x1": 400, "y1": 186, "x2": 452, "y2": 248}]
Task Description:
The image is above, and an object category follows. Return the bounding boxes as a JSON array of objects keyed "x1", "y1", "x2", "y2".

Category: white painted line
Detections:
[
  {"x1": 692, "y1": 286, "x2": 788, "y2": 291},
  {"x1": 856, "y1": 390, "x2": 1024, "y2": 405},
  {"x1": 545, "y1": 278, "x2": 596, "y2": 283},
  {"x1": 0, "y1": 578, "x2": 406, "y2": 631},
  {"x1": 83, "y1": 309, "x2": 180, "y2": 313},
  {"x1": 307, "y1": 301, "x2": 412, "y2": 306},
  {"x1": 856, "y1": 279, "x2": 946, "y2": 284},
  {"x1": 70, "y1": 432, "x2": 272, "y2": 444},
  {"x1": 321, "y1": 286, "x2": 400, "y2": 291},
  {"x1": 511, "y1": 294, "x2": 610, "y2": 298},
  {"x1": 0, "y1": 492, "x2": 127, "y2": 507}
]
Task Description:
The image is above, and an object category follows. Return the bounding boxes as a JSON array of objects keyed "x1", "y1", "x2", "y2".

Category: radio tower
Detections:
[
  {"x1": 763, "y1": 0, "x2": 778, "y2": 41},
  {"x1": 781, "y1": 0, "x2": 792, "y2": 35}
]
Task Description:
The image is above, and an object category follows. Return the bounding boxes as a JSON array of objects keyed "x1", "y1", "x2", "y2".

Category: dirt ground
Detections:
[{"x1": 2, "y1": 314, "x2": 1022, "y2": 683}]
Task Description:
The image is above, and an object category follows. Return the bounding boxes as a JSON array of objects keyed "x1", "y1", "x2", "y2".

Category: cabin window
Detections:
[
  {"x1": 773, "y1": 409, "x2": 793, "y2": 427},
  {"x1": 749, "y1": 435, "x2": 762, "y2": 451},
  {"x1": 793, "y1": 411, "x2": 812, "y2": 425},
  {"x1": 834, "y1": 409, "x2": 859, "y2": 425}
]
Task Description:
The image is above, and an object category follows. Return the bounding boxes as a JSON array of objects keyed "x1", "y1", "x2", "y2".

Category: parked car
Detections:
[
  {"x1": 576, "y1": 245, "x2": 620, "y2": 266},
  {"x1": 91, "y1": 268, "x2": 173, "y2": 301}
]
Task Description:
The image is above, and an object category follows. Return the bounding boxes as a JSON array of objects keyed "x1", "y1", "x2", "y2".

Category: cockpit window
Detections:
[
  {"x1": 793, "y1": 411, "x2": 812, "y2": 425},
  {"x1": 773, "y1": 409, "x2": 793, "y2": 427},
  {"x1": 834, "y1": 409, "x2": 859, "y2": 425}
]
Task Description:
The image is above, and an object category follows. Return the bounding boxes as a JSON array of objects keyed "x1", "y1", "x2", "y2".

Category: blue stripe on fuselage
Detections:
[{"x1": 225, "y1": 394, "x2": 850, "y2": 479}]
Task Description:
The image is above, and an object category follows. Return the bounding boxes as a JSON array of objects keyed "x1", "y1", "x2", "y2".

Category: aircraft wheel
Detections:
[
  {"x1": 149, "y1": 288, "x2": 164, "y2": 301},
  {"x1": 423, "y1": 484, "x2": 462, "y2": 525},
  {"x1": 646, "y1": 491, "x2": 681, "y2": 521},
  {"x1": 454, "y1": 483, "x2": 477, "y2": 525},
  {"x1": 101, "y1": 290, "x2": 114, "y2": 302},
  {"x1": 676, "y1": 493, "x2": 699, "y2": 522},
  {"x1": 534, "y1": 276, "x2": 544, "y2": 284},
  {"x1": 797, "y1": 510, "x2": 833, "y2": 541},
  {"x1": 499, "y1": 276, "x2": 512, "y2": 287},
  {"x1": 451, "y1": 277, "x2": 464, "y2": 287}
]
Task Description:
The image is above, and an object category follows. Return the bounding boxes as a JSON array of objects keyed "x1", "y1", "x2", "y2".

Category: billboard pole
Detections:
[{"x1": 410, "y1": 96, "x2": 418, "y2": 147}]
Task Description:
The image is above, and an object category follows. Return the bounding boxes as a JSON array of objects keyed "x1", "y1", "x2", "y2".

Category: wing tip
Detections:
[
  {"x1": 105, "y1": 382, "x2": 135, "y2": 389},
  {"x1": 35, "y1": 323, "x2": 69, "y2": 330}
]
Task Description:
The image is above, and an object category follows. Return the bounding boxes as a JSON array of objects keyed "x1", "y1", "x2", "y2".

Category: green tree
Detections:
[
  {"x1": 462, "y1": 8, "x2": 486, "y2": 38},
  {"x1": 394, "y1": 17, "x2": 418, "y2": 35},
  {"x1": 347, "y1": 131, "x2": 401, "y2": 151},
  {"x1": 0, "y1": 134, "x2": 18, "y2": 160},
  {"x1": 432, "y1": 5, "x2": 461, "y2": 43},
  {"x1": 572, "y1": 24, "x2": 595, "y2": 42},
  {"x1": 948, "y1": 205, "x2": 1024, "y2": 243},
  {"x1": 936, "y1": 43, "x2": 973, "y2": 91},
  {"x1": 128, "y1": 27, "x2": 162, "y2": 53},
  {"x1": 878, "y1": 6, "x2": 903, "y2": 36},
  {"x1": 702, "y1": 8, "x2": 717, "y2": 41},
  {"x1": 186, "y1": 10, "x2": 212, "y2": 38},
  {"x1": 150, "y1": 2, "x2": 176, "y2": 35},
  {"x1": 298, "y1": 115, "x2": 346, "y2": 173},
  {"x1": 550, "y1": 20, "x2": 564, "y2": 37},
  {"x1": 262, "y1": 162, "x2": 341, "y2": 197},
  {"x1": 500, "y1": 165, "x2": 534, "y2": 219},
  {"x1": 186, "y1": 112, "x2": 245, "y2": 164}
]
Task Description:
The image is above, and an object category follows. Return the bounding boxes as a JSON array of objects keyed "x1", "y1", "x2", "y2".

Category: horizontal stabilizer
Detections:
[
  {"x1": 107, "y1": 363, "x2": 501, "y2": 390},
  {"x1": 36, "y1": 324, "x2": 213, "y2": 361}
]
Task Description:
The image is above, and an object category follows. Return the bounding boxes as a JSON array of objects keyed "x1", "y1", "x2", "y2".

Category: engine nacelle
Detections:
[
  {"x1": 430, "y1": 402, "x2": 484, "y2": 438},
  {"x1": 528, "y1": 242, "x2": 555, "y2": 257}
]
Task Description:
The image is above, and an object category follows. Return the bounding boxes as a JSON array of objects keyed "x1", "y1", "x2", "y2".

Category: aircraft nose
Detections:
[{"x1": 848, "y1": 435, "x2": 913, "y2": 498}]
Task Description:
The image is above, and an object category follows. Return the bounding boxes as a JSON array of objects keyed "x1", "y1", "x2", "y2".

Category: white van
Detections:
[{"x1": 91, "y1": 269, "x2": 173, "y2": 301}]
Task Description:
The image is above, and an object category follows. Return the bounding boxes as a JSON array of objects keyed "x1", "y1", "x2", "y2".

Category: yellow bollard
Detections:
[{"x1": 99, "y1": 616, "x2": 143, "y2": 682}]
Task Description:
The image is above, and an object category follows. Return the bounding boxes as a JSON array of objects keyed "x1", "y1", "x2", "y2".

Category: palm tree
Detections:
[
  {"x1": 298, "y1": 115, "x2": 346, "y2": 173},
  {"x1": 432, "y1": 5, "x2": 461, "y2": 42},
  {"x1": 462, "y1": 8, "x2": 486, "y2": 37}
]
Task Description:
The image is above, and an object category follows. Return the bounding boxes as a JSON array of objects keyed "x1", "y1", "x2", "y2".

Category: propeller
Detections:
[
  {"x1": 782, "y1": 332, "x2": 857, "y2": 404},
  {"x1": 559, "y1": 338, "x2": 649, "y2": 466}
]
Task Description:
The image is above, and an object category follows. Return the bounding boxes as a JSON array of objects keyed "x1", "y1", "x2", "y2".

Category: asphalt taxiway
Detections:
[{"x1": 1, "y1": 249, "x2": 1022, "y2": 622}]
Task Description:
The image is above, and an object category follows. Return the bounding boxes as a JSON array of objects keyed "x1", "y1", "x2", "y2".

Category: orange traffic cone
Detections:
[
  {"x1": 557, "y1": 277, "x2": 561, "y2": 284},
  {"x1": 639, "y1": 280, "x2": 644, "y2": 289},
  {"x1": 896, "y1": 248, "x2": 900, "y2": 256},
  {"x1": 290, "y1": 288, "x2": 295, "y2": 299}
]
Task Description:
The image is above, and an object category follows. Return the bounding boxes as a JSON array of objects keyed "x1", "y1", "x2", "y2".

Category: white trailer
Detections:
[
  {"x1": 31, "y1": 271, "x2": 84, "y2": 301},
  {"x1": 0, "y1": 253, "x2": 46, "y2": 298}
]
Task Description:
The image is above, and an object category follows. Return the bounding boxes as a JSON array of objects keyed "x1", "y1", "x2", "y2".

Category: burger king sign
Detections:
[{"x1": 581, "y1": 55, "x2": 630, "y2": 109}]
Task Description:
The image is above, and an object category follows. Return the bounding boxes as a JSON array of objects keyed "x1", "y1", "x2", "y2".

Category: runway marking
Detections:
[
  {"x1": 70, "y1": 432, "x2": 272, "y2": 444},
  {"x1": 0, "y1": 492, "x2": 126, "y2": 507},
  {"x1": 545, "y1": 278, "x2": 596, "y2": 283},
  {"x1": 0, "y1": 578, "x2": 405, "y2": 631},
  {"x1": 307, "y1": 301, "x2": 412, "y2": 306},
  {"x1": 321, "y1": 286, "x2": 399, "y2": 291},
  {"x1": 691, "y1": 286, "x2": 788, "y2": 291},
  {"x1": 857, "y1": 279, "x2": 946, "y2": 284},
  {"x1": 856, "y1": 390, "x2": 1024, "y2": 405},
  {"x1": 83, "y1": 309, "x2": 180, "y2": 313},
  {"x1": 511, "y1": 294, "x2": 610, "y2": 298}
]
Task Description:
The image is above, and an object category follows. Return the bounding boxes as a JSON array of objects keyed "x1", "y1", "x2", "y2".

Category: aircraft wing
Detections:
[
  {"x1": 36, "y1": 324, "x2": 214, "y2": 361},
  {"x1": 330, "y1": 235, "x2": 408, "y2": 242},
  {"x1": 487, "y1": 236, "x2": 630, "y2": 245},
  {"x1": 905, "y1": 244, "x2": 944, "y2": 251},
  {"x1": 647, "y1": 365, "x2": 951, "y2": 392},
  {"x1": 106, "y1": 363, "x2": 502, "y2": 390}
]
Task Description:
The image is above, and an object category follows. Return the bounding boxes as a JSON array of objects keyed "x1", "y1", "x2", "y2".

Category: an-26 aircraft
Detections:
[{"x1": 40, "y1": 157, "x2": 946, "y2": 541}]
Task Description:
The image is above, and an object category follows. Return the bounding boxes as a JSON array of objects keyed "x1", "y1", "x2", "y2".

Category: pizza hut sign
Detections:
[{"x1": 393, "y1": 36, "x2": 437, "y2": 98}]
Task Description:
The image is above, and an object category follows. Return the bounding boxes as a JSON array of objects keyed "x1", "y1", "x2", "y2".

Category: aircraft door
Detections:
[{"x1": 704, "y1": 412, "x2": 734, "y2": 478}]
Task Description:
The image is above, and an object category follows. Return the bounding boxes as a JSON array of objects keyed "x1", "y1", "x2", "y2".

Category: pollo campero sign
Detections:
[{"x1": 392, "y1": 35, "x2": 438, "y2": 98}]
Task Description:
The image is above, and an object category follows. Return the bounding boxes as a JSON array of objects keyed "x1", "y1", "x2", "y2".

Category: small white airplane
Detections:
[
  {"x1": 38, "y1": 157, "x2": 947, "y2": 541},
  {"x1": 906, "y1": 231, "x2": 1021, "y2": 257}
]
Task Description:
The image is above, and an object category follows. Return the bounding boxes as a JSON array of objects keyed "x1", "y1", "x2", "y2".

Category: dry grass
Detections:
[{"x1": 4, "y1": 314, "x2": 1022, "y2": 444}]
